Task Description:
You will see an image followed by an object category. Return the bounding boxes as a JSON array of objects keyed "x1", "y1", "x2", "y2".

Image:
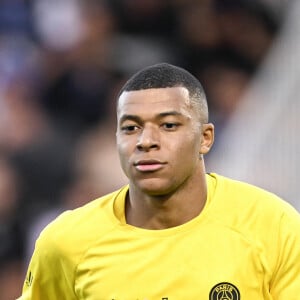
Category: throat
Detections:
[{"x1": 125, "y1": 193, "x2": 206, "y2": 230}]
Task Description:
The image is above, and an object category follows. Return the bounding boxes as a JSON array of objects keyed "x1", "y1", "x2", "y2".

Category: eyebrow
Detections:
[
  {"x1": 119, "y1": 114, "x2": 142, "y2": 124},
  {"x1": 119, "y1": 111, "x2": 183, "y2": 124}
]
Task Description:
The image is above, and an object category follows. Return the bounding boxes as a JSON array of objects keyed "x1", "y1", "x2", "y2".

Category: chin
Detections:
[{"x1": 134, "y1": 178, "x2": 175, "y2": 196}]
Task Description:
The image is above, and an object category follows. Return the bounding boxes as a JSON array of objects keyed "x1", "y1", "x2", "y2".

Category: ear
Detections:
[{"x1": 200, "y1": 123, "x2": 214, "y2": 155}]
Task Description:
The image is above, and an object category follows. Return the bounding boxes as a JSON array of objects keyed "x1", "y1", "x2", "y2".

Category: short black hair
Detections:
[{"x1": 118, "y1": 63, "x2": 209, "y2": 123}]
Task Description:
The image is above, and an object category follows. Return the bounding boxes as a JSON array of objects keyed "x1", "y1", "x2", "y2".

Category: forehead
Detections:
[{"x1": 117, "y1": 87, "x2": 193, "y2": 118}]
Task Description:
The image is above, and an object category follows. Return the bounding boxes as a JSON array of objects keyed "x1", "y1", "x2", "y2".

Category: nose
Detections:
[{"x1": 136, "y1": 125, "x2": 160, "y2": 151}]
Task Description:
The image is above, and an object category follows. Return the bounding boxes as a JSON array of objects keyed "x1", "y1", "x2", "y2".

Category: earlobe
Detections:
[{"x1": 200, "y1": 123, "x2": 214, "y2": 155}]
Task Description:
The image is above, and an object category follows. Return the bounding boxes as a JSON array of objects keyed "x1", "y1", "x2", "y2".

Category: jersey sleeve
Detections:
[
  {"x1": 17, "y1": 227, "x2": 78, "y2": 300},
  {"x1": 270, "y1": 207, "x2": 300, "y2": 299}
]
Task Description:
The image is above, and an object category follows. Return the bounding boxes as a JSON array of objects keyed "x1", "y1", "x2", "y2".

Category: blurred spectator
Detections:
[
  {"x1": 215, "y1": 0, "x2": 278, "y2": 67},
  {"x1": 0, "y1": 157, "x2": 22, "y2": 261},
  {"x1": 173, "y1": 0, "x2": 278, "y2": 74},
  {"x1": 109, "y1": 0, "x2": 180, "y2": 75},
  {"x1": 32, "y1": 0, "x2": 84, "y2": 52},
  {"x1": 0, "y1": 157, "x2": 24, "y2": 300},
  {"x1": 0, "y1": 77, "x2": 73, "y2": 219},
  {"x1": 0, "y1": 79, "x2": 48, "y2": 153},
  {"x1": 35, "y1": 0, "x2": 118, "y2": 134},
  {"x1": 110, "y1": 0, "x2": 177, "y2": 38},
  {"x1": 196, "y1": 55, "x2": 252, "y2": 141},
  {"x1": 0, "y1": 34, "x2": 40, "y2": 91},
  {"x1": 177, "y1": 0, "x2": 220, "y2": 49}
]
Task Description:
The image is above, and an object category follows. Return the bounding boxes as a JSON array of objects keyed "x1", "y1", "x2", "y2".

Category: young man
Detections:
[{"x1": 19, "y1": 63, "x2": 300, "y2": 299}]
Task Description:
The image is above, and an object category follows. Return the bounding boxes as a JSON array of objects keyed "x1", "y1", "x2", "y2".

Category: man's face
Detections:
[{"x1": 116, "y1": 87, "x2": 211, "y2": 196}]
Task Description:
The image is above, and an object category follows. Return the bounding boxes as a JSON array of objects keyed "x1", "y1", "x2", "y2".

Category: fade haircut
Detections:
[{"x1": 118, "y1": 63, "x2": 209, "y2": 123}]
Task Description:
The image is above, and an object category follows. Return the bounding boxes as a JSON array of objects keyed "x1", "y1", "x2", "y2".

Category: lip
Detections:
[{"x1": 134, "y1": 159, "x2": 165, "y2": 172}]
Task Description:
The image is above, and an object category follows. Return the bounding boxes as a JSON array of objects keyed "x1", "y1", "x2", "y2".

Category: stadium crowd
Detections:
[{"x1": 0, "y1": 0, "x2": 282, "y2": 298}]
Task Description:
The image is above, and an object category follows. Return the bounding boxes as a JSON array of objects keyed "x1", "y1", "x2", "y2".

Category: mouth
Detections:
[{"x1": 134, "y1": 159, "x2": 165, "y2": 172}]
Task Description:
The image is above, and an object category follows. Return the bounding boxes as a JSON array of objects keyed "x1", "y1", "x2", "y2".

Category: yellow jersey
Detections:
[{"x1": 18, "y1": 173, "x2": 300, "y2": 299}]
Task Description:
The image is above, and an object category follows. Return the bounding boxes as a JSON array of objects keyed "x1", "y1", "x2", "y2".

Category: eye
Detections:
[
  {"x1": 121, "y1": 125, "x2": 139, "y2": 133},
  {"x1": 162, "y1": 123, "x2": 179, "y2": 131}
]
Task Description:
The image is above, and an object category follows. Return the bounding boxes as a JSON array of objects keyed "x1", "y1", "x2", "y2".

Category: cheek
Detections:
[
  {"x1": 167, "y1": 141, "x2": 199, "y2": 175},
  {"x1": 117, "y1": 140, "x2": 133, "y2": 172},
  {"x1": 173, "y1": 133, "x2": 200, "y2": 158},
  {"x1": 117, "y1": 143, "x2": 128, "y2": 161}
]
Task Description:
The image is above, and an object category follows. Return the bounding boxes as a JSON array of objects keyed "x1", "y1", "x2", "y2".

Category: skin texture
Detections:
[{"x1": 116, "y1": 87, "x2": 214, "y2": 229}]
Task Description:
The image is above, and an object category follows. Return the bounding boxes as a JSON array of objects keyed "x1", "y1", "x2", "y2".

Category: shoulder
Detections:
[
  {"x1": 207, "y1": 173, "x2": 300, "y2": 237},
  {"x1": 36, "y1": 187, "x2": 128, "y2": 258},
  {"x1": 209, "y1": 173, "x2": 298, "y2": 215},
  {"x1": 207, "y1": 173, "x2": 300, "y2": 268}
]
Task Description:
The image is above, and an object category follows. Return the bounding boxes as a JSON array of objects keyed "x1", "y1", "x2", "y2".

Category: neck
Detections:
[{"x1": 125, "y1": 167, "x2": 207, "y2": 229}]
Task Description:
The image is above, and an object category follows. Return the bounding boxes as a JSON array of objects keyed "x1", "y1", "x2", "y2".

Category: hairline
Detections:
[{"x1": 116, "y1": 63, "x2": 209, "y2": 124}]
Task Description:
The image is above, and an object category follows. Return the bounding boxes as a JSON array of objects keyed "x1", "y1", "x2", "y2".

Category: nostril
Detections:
[
  {"x1": 136, "y1": 140, "x2": 159, "y2": 151},
  {"x1": 136, "y1": 143, "x2": 143, "y2": 150}
]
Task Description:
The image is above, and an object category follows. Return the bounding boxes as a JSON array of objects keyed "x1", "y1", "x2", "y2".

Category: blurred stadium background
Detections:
[{"x1": 0, "y1": 0, "x2": 298, "y2": 298}]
